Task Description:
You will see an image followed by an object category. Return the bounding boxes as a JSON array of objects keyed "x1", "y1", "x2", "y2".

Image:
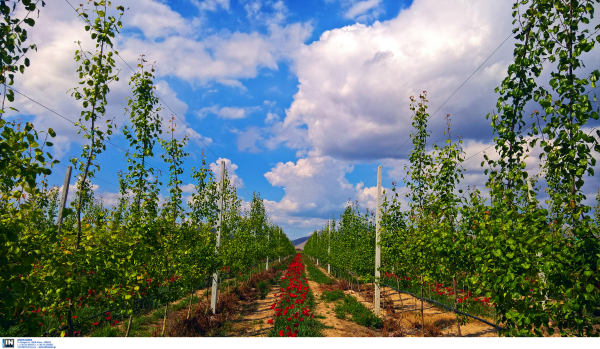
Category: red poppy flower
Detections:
[
  {"x1": 268, "y1": 319, "x2": 273, "y2": 325},
  {"x1": 279, "y1": 330, "x2": 284, "y2": 337}
]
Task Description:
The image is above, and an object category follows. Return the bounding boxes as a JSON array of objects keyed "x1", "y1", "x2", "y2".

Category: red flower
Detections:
[
  {"x1": 72, "y1": 316, "x2": 77, "y2": 319},
  {"x1": 279, "y1": 330, "x2": 284, "y2": 337},
  {"x1": 93, "y1": 322, "x2": 99, "y2": 325},
  {"x1": 293, "y1": 323, "x2": 299, "y2": 327},
  {"x1": 291, "y1": 333, "x2": 297, "y2": 337},
  {"x1": 268, "y1": 319, "x2": 273, "y2": 325}
]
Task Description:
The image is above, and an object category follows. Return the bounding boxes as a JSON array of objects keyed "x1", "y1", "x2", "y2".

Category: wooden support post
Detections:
[
  {"x1": 374, "y1": 165, "x2": 382, "y2": 316},
  {"x1": 211, "y1": 160, "x2": 225, "y2": 314},
  {"x1": 56, "y1": 166, "x2": 72, "y2": 238}
]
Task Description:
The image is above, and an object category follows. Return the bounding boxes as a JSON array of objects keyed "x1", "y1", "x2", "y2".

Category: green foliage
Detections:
[
  {"x1": 307, "y1": 0, "x2": 600, "y2": 338},
  {"x1": 321, "y1": 290, "x2": 345, "y2": 302},
  {"x1": 333, "y1": 294, "x2": 383, "y2": 329},
  {"x1": 305, "y1": 259, "x2": 332, "y2": 285}
]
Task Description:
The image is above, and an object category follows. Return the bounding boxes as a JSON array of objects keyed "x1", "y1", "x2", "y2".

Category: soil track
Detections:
[
  {"x1": 309, "y1": 262, "x2": 498, "y2": 337},
  {"x1": 306, "y1": 278, "x2": 378, "y2": 337},
  {"x1": 226, "y1": 283, "x2": 281, "y2": 337}
]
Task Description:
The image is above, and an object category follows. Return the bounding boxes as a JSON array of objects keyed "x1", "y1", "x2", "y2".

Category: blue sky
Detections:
[{"x1": 8, "y1": 0, "x2": 600, "y2": 239}]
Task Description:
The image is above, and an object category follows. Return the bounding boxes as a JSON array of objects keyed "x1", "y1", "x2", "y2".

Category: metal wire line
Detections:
[
  {"x1": 361, "y1": 32, "x2": 515, "y2": 188},
  {"x1": 56, "y1": 162, "x2": 119, "y2": 188},
  {"x1": 63, "y1": 0, "x2": 254, "y2": 198},
  {"x1": 4, "y1": 83, "x2": 182, "y2": 179}
]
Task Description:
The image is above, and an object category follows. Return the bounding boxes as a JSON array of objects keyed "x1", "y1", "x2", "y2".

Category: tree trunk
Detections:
[
  {"x1": 125, "y1": 313, "x2": 133, "y2": 337},
  {"x1": 187, "y1": 288, "x2": 193, "y2": 319},
  {"x1": 67, "y1": 302, "x2": 73, "y2": 337},
  {"x1": 161, "y1": 302, "x2": 169, "y2": 336}
]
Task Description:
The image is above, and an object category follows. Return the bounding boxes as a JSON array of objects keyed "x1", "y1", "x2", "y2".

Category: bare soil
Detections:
[{"x1": 311, "y1": 263, "x2": 498, "y2": 337}]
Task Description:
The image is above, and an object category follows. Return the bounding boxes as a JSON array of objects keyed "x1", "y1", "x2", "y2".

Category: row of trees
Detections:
[
  {"x1": 306, "y1": 0, "x2": 600, "y2": 336},
  {"x1": 0, "y1": 1, "x2": 295, "y2": 337}
]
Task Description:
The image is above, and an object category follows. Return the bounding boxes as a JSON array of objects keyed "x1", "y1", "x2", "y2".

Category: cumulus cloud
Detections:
[
  {"x1": 209, "y1": 158, "x2": 244, "y2": 188},
  {"x1": 197, "y1": 105, "x2": 261, "y2": 119},
  {"x1": 125, "y1": 0, "x2": 201, "y2": 39},
  {"x1": 244, "y1": 0, "x2": 289, "y2": 26},
  {"x1": 120, "y1": 21, "x2": 312, "y2": 89},
  {"x1": 269, "y1": 0, "x2": 517, "y2": 161},
  {"x1": 236, "y1": 126, "x2": 264, "y2": 152},
  {"x1": 344, "y1": 0, "x2": 384, "y2": 22},
  {"x1": 193, "y1": 0, "x2": 230, "y2": 12},
  {"x1": 6, "y1": 0, "x2": 215, "y2": 167}
]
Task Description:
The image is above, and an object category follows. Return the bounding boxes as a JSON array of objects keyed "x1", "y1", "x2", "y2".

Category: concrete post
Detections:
[
  {"x1": 328, "y1": 219, "x2": 331, "y2": 274},
  {"x1": 374, "y1": 165, "x2": 382, "y2": 315},
  {"x1": 56, "y1": 166, "x2": 72, "y2": 238},
  {"x1": 211, "y1": 161, "x2": 225, "y2": 314}
]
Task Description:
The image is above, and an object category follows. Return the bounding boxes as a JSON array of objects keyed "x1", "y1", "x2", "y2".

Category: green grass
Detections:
[
  {"x1": 257, "y1": 280, "x2": 270, "y2": 300},
  {"x1": 321, "y1": 289, "x2": 345, "y2": 302},
  {"x1": 303, "y1": 257, "x2": 332, "y2": 285},
  {"x1": 334, "y1": 294, "x2": 383, "y2": 330}
]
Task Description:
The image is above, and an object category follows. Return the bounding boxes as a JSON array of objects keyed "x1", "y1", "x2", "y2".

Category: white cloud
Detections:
[
  {"x1": 209, "y1": 158, "x2": 244, "y2": 188},
  {"x1": 197, "y1": 105, "x2": 261, "y2": 119},
  {"x1": 344, "y1": 0, "x2": 383, "y2": 22},
  {"x1": 119, "y1": 20, "x2": 312, "y2": 89},
  {"x1": 244, "y1": 0, "x2": 289, "y2": 26},
  {"x1": 125, "y1": 0, "x2": 200, "y2": 39},
  {"x1": 269, "y1": 0, "x2": 518, "y2": 161},
  {"x1": 193, "y1": 0, "x2": 230, "y2": 12},
  {"x1": 236, "y1": 127, "x2": 264, "y2": 152},
  {"x1": 265, "y1": 112, "x2": 279, "y2": 123}
]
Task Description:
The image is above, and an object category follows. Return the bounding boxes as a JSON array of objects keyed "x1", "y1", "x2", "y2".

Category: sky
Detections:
[{"x1": 6, "y1": 0, "x2": 600, "y2": 240}]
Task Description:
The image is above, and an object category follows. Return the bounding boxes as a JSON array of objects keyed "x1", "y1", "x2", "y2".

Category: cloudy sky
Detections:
[{"x1": 7, "y1": 0, "x2": 600, "y2": 239}]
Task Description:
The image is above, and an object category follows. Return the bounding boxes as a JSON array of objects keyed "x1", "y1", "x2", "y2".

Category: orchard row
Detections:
[
  {"x1": 306, "y1": 0, "x2": 600, "y2": 337},
  {"x1": 0, "y1": 1, "x2": 296, "y2": 337}
]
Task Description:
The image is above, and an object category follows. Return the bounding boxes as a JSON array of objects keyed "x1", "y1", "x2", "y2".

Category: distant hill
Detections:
[
  {"x1": 295, "y1": 240, "x2": 308, "y2": 250},
  {"x1": 291, "y1": 236, "x2": 310, "y2": 246}
]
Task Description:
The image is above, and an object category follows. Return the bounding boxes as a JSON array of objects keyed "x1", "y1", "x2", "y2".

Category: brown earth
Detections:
[
  {"x1": 306, "y1": 278, "x2": 378, "y2": 337},
  {"x1": 226, "y1": 283, "x2": 281, "y2": 337},
  {"x1": 309, "y1": 262, "x2": 498, "y2": 337}
]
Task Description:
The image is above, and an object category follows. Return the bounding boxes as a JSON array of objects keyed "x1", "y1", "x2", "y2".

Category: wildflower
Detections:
[{"x1": 268, "y1": 319, "x2": 273, "y2": 325}]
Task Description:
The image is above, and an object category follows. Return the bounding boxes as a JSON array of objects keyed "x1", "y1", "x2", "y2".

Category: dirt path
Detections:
[
  {"x1": 311, "y1": 263, "x2": 498, "y2": 337},
  {"x1": 226, "y1": 284, "x2": 280, "y2": 337},
  {"x1": 306, "y1": 278, "x2": 379, "y2": 337}
]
